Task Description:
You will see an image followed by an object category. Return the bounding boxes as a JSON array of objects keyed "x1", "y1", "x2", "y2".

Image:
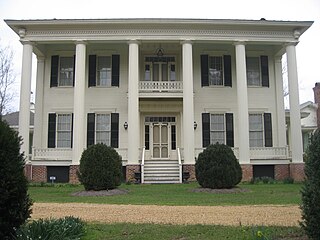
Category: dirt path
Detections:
[{"x1": 32, "y1": 203, "x2": 301, "y2": 226}]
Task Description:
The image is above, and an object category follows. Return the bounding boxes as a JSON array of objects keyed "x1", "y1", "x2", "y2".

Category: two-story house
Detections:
[{"x1": 5, "y1": 18, "x2": 312, "y2": 183}]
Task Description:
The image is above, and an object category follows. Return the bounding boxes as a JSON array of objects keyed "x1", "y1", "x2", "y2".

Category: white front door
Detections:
[{"x1": 152, "y1": 123, "x2": 169, "y2": 158}]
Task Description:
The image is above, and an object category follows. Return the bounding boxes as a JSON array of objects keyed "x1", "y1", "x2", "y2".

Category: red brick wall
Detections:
[
  {"x1": 126, "y1": 165, "x2": 140, "y2": 182},
  {"x1": 32, "y1": 165, "x2": 47, "y2": 182},
  {"x1": 24, "y1": 164, "x2": 32, "y2": 181},
  {"x1": 290, "y1": 163, "x2": 305, "y2": 182},
  {"x1": 182, "y1": 164, "x2": 196, "y2": 181},
  {"x1": 274, "y1": 164, "x2": 290, "y2": 180},
  {"x1": 69, "y1": 165, "x2": 80, "y2": 184},
  {"x1": 241, "y1": 164, "x2": 253, "y2": 182}
]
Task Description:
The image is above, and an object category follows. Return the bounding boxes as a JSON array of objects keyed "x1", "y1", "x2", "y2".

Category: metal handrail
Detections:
[
  {"x1": 141, "y1": 147, "x2": 146, "y2": 183},
  {"x1": 177, "y1": 147, "x2": 182, "y2": 183}
]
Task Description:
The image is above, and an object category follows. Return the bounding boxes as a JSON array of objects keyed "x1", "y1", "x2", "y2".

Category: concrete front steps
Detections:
[{"x1": 143, "y1": 159, "x2": 181, "y2": 184}]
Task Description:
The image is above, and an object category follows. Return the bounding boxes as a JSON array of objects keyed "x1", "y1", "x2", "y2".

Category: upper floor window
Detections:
[
  {"x1": 50, "y1": 55, "x2": 75, "y2": 87},
  {"x1": 201, "y1": 55, "x2": 232, "y2": 87},
  {"x1": 246, "y1": 56, "x2": 269, "y2": 87},
  {"x1": 144, "y1": 56, "x2": 176, "y2": 81},
  {"x1": 48, "y1": 113, "x2": 73, "y2": 148},
  {"x1": 88, "y1": 55, "x2": 120, "y2": 87}
]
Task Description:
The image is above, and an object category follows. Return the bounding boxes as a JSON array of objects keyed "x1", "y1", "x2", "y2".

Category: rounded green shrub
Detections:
[
  {"x1": 195, "y1": 143, "x2": 242, "y2": 189},
  {"x1": 78, "y1": 144, "x2": 122, "y2": 191},
  {"x1": 0, "y1": 119, "x2": 32, "y2": 239},
  {"x1": 301, "y1": 129, "x2": 320, "y2": 239}
]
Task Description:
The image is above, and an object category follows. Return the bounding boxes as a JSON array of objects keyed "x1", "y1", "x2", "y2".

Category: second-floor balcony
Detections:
[{"x1": 139, "y1": 81, "x2": 183, "y2": 98}]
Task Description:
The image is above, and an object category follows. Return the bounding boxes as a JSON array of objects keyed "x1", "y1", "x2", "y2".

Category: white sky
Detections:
[{"x1": 0, "y1": 0, "x2": 319, "y2": 111}]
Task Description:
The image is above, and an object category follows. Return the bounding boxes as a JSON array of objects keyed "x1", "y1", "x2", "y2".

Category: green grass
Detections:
[
  {"x1": 82, "y1": 223, "x2": 305, "y2": 240},
  {"x1": 28, "y1": 182, "x2": 302, "y2": 206}
]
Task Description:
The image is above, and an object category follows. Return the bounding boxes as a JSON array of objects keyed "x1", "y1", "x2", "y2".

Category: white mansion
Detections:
[{"x1": 5, "y1": 18, "x2": 313, "y2": 183}]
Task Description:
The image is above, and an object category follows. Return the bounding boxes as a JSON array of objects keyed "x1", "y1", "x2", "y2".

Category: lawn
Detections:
[{"x1": 28, "y1": 182, "x2": 302, "y2": 206}]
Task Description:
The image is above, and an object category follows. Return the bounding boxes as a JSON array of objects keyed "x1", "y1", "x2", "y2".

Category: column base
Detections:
[
  {"x1": 274, "y1": 164, "x2": 290, "y2": 180},
  {"x1": 240, "y1": 164, "x2": 253, "y2": 182},
  {"x1": 126, "y1": 165, "x2": 141, "y2": 183},
  {"x1": 69, "y1": 165, "x2": 80, "y2": 184},
  {"x1": 182, "y1": 164, "x2": 196, "y2": 181},
  {"x1": 31, "y1": 165, "x2": 47, "y2": 182},
  {"x1": 290, "y1": 163, "x2": 305, "y2": 182}
]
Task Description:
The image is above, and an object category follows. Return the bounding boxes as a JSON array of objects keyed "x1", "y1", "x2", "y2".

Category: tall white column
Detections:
[
  {"x1": 234, "y1": 42, "x2": 250, "y2": 164},
  {"x1": 19, "y1": 42, "x2": 33, "y2": 159},
  {"x1": 127, "y1": 40, "x2": 140, "y2": 164},
  {"x1": 182, "y1": 40, "x2": 195, "y2": 164},
  {"x1": 286, "y1": 44, "x2": 303, "y2": 163},
  {"x1": 72, "y1": 41, "x2": 86, "y2": 164},
  {"x1": 33, "y1": 56, "x2": 45, "y2": 149},
  {"x1": 274, "y1": 56, "x2": 287, "y2": 147}
]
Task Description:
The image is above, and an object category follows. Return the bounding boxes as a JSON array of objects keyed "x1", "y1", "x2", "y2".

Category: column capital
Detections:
[
  {"x1": 284, "y1": 41, "x2": 299, "y2": 48},
  {"x1": 37, "y1": 56, "x2": 45, "y2": 62},
  {"x1": 180, "y1": 39, "x2": 193, "y2": 45},
  {"x1": 127, "y1": 39, "x2": 140, "y2": 45},
  {"x1": 20, "y1": 40, "x2": 34, "y2": 46},
  {"x1": 74, "y1": 40, "x2": 87, "y2": 45},
  {"x1": 233, "y1": 41, "x2": 247, "y2": 46}
]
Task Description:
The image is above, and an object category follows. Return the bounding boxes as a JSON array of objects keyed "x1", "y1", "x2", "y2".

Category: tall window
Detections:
[
  {"x1": 95, "y1": 114, "x2": 111, "y2": 145},
  {"x1": 57, "y1": 114, "x2": 72, "y2": 148},
  {"x1": 246, "y1": 57, "x2": 261, "y2": 86},
  {"x1": 144, "y1": 56, "x2": 176, "y2": 81},
  {"x1": 209, "y1": 56, "x2": 223, "y2": 86},
  {"x1": 97, "y1": 56, "x2": 112, "y2": 87},
  {"x1": 249, "y1": 114, "x2": 264, "y2": 147},
  {"x1": 210, "y1": 114, "x2": 225, "y2": 144},
  {"x1": 59, "y1": 57, "x2": 74, "y2": 86}
]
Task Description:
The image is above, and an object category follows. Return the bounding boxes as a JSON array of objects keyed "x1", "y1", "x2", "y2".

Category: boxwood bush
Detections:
[
  {"x1": 195, "y1": 143, "x2": 242, "y2": 189},
  {"x1": 77, "y1": 144, "x2": 122, "y2": 191}
]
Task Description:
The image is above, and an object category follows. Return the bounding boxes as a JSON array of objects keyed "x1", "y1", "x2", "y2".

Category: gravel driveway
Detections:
[{"x1": 32, "y1": 203, "x2": 301, "y2": 226}]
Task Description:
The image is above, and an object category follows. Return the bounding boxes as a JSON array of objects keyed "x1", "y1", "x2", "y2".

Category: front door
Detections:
[{"x1": 152, "y1": 123, "x2": 169, "y2": 158}]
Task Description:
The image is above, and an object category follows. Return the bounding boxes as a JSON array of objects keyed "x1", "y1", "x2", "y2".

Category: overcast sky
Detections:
[{"x1": 0, "y1": 0, "x2": 319, "y2": 111}]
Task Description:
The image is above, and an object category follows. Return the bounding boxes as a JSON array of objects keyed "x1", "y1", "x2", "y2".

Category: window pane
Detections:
[
  {"x1": 59, "y1": 57, "x2": 74, "y2": 86},
  {"x1": 145, "y1": 64, "x2": 151, "y2": 81},
  {"x1": 161, "y1": 63, "x2": 168, "y2": 81},
  {"x1": 209, "y1": 56, "x2": 223, "y2": 86},
  {"x1": 170, "y1": 64, "x2": 176, "y2": 81},
  {"x1": 249, "y1": 114, "x2": 264, "y2": 147},
  {"x1": 57, "y1": 114, "x2": 72, "y2": 148},
  {"x1": 210, "y1": 114, "x2": 225, "y2": 144},
  {"x1": 95, "y1": 114, "x2": 111, "y2": 146},
  {"x1": 153, "y1": 63, "x2": 159, "y2": 81},
  {"x1": 246, "y1": 57, "x2": 260, "y2": 86},
  {"x1": 211, "y1": 131, "x2": 225, "y2": 144},
  {"x1": 97, "y1": 56, "x2": 111, "y2": 86}
]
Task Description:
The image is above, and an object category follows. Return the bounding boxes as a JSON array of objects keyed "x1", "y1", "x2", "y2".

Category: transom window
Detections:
[
  {"x1": 95, "y1": 114, "x2": 111, "y2": 146},
  {"x1": 249, "y1": 114, "x2": 264, "y2": 147},
  {"x1": 59, "y1": 57, "x2": 74, "y2": 87},
  {"x1": 246, "y1": 57, "x2": 261, "y2": 86},
  {"x1": 209, "y1": 56, "x2": 223, "y2": 86},
  {"x1": 210, "y1": 114, "x2": 225, "y2": 144},
  {"x1": 97, "y1": 56, "x2": 112, "y2": 87},
  {"x1": 57, "y1": 114, "x2": 72, "y2": 148}
]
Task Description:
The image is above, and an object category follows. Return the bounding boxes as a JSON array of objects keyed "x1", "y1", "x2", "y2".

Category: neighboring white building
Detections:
[{"x1": 5, "y1": 18, "x2": 313, "y2": 183}]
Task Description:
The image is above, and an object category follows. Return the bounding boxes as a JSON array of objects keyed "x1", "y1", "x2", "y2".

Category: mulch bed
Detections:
[
  {"x1": 71, "y1": 189, "x2": 129, "y2": 197},
  {"x1": 191, "y1": 187, "x2": 251, "y2": 194}
]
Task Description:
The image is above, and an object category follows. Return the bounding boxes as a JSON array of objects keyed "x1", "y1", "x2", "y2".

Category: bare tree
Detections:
[{"x1": 0, "y1": 44, "x2": 16, "y2": 120}]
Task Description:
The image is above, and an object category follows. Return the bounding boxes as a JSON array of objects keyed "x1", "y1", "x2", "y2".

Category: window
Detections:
[
  {"x1": 249, "y1": 114, "x2": 264, "y2": 147},
  {"x1": 144, "y1": 57, "x2": 176, "y2": 81},
  {"x1": 97, "y1": 56, "x2": 112, "y2": 87},
  {"x1": 57, "y1": 114, "x2": 72, "y2": 148},
  {"x1": 95, "y1": 114, "x2": 111, "y2": 145},
  {"x1": 209, "y1": 56, "x2": 223, "y2": 86},
  {"x1": 210, "y1": 114, "x2": 225, "y2": 144},
  {"x1": 246, "y1": 57, "x2": 261, "y2": 86},
  {"x1": 59, "y1": 57, "x2": 74, "y2": 86}
]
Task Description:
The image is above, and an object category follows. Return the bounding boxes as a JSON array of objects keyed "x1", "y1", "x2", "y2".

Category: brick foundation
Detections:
[
  {"x1": 274, "y1": 164, "x2": 290, "y2": 180},
  {"x1": 69, "y1": 165, "x2": 80, "y2": 184},
  {"x1": 24, "y1": 164, "x2": 32, "y2": 181},
  {"x1": 290, "y1": 163, "x2": 305, "y2": 182},
  {"x1": 241, "y1": 164, "x2": 253, "y2": 182},
  {"x1": 31, "y1": 165, "x2": 47, "y2": 182},
  {"x1": 126, "y1": 165, "x2": 140, "y2": 182},
  {"x1": 182, "y1": 164, "x2": 196, "y2": 181}
]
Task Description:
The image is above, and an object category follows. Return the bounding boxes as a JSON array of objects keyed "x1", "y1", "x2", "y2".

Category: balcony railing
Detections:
[{"x1": 139, "y1": 81, "x2": 183, "y2": 92}]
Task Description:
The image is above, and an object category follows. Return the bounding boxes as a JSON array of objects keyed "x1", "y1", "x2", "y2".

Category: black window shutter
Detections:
[
  {"x1": 87, "y1": 113, "x2": 95, "y2": 147},
  {"x1": 223, "y1": 55, "x2": 232, "y2": 87},
  {"x1": 201, "y1": 55, "x2": 209, "y2": 87},
  {"x1": 261, "y1": 56, "x2": 269, "y2": 87},
  {"x1": 88, "y1": 55, "x2": 96, "y2": 87},
  {"x1": 111, "y1": 113, "x2": 119, "y2": 148},
  {"x1": 225, "y1": 113, "x2": 234, "y2": 147},
  {"x1": 202, "y1": 113, "x2": 210, "y2": 147},
  {"x1": 111, "y1": 55, "x2": 120, "y2": 87},
  {"x1": 264, "y1": 113, "x2": 273, "y2": 147},
  {"x1": 50, "y1": 55, "x2": 59, "y2": 87},
  {"x1": 48, "y1": 113, "x2": 56, "y2": 148},
  {"x1": 71, "y1": 113, "x2": 74, "y2": 148},
  {"x1": 73, "y1": 55, "x2": 76, "y2": 87}
]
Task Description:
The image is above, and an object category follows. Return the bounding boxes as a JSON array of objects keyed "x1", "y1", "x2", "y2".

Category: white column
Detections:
[
  {"x1": 286, "y1": 44, "x2": 303, "y2": 163},
  {"x1": 182, "y1": 40, "x2": 195, "y2": 164},
  {"x1": 33, "y1": 56, "x2": 45, "y2": 149},
  {"x1": 127, "y1": 40, "x2": 140, "y2": 164},
  {"x1": 274, "y1": 56, "x2": 287, "y2": 147},
  {"x1": 234, "y1": 42, "x2": 250, "y2": 164},
  {"x1": 72, "y1": 41, "x2": 86, "y2": 164},
  {"x1": 19, "y1": 42, "x2": 33, "y2": 159}
]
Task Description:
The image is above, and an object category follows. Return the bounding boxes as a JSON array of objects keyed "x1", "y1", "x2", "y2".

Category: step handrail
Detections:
[
  {"x1": 177, "y1": 147, "x2": 182, "y2": 183},
  {"x1": 141, "y1": 146, "x2": 146, "y2": 184}
]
